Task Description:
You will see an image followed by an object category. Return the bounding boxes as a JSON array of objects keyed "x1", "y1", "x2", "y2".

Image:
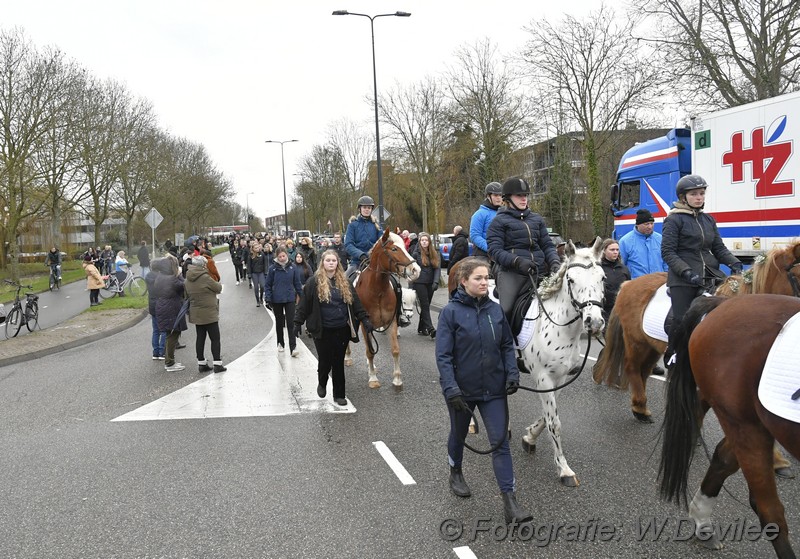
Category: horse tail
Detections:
[
  {"x1": 658, "y1": 296, "x2": 727, "y2": 507},
  {"x1": 592, "y1": 310, "x2": 629, "y2": 389}
]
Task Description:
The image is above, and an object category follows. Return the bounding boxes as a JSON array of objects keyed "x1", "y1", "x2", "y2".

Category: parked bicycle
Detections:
[
  {"x1": 48, "y1": 263, "x2": 62, "y2": 291},
  {"x1": 4, "y1": 279, "x2": 39, "y2": 338},
  {"x1": 100, "y1": 264, "x2": 147, "y2": 299}
]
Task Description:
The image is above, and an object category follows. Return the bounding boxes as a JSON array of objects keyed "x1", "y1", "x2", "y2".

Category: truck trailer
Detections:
[{"x1": 611, "y1": 90, "x2": 800, "y2": 263}]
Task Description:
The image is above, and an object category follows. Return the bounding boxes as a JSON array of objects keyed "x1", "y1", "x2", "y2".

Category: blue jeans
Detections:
[
  {"x1": 251, "y1": 272, "x2": 266, "y2": 302},
  {"x1": 150, "y1": 315, "x2": 166, "y2": 357},
  {"x1": 447, "y1": 397, "x2": 515, "y2": 492}
]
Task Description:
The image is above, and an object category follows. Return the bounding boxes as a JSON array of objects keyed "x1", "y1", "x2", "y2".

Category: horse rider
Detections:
[
  {"x1": 487, "y1": 177, "x2": 561, "y2": 373},
  {"x1": 344, "y1": 195, "x2": 411, "y2": 328},
  {"x1": 469, "y1": 181, "x2": 503, "y2": 261},
  {"x1": 661, "y1": 175, "x2": 742, "y2": 365}
]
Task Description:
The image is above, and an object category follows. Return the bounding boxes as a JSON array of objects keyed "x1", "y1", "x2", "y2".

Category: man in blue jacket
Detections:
[{"x1": 618, "y1": 209, "x2": 668, "y2": 279}]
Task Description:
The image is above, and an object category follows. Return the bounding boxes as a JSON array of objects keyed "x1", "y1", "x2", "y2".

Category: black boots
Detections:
[
  {"x1": 449, "y1": 466, "x2": 471, "y2": 498},
  {"x1": 502, "y1": 491, "x2": 532, "y2": 524}
]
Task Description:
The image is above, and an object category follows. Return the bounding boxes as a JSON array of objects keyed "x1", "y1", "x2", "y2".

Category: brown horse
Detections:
[
  {"x1": 347, "y1": 229, "x2": 420, "y2": 390},
  {"x1": 659, "y1": 294, "x2": 800, "y2": 558},
  {"x1": 594, "y1": 241, "x2": 800, "y2": 423}
]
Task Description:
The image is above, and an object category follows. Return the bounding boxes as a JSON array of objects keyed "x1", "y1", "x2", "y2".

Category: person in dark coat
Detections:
[
  {"x1": 330, "y1": 232, "x2": 349, "y2": 270},
  {"x1": 436, "y1": 257, "x2": 530, "y2": 524},
  {"x1": 487, "y1": 177, "x2": 561, "y2": 329},
  {"x1": 265, "y1": 247, "x2": 304, "y2": 355},
  {"x1": 297, "y1": 236, "x2": 317, "y2": 271},
  {"x1": 293, "y1": 249, "x2": 373, "y2": 407},
  {"x1": 448, "y1": 225, "x2": 470, "y2": 272},
  {"x1": 248, "y1": 242, "x2": 268, "y2": 306},
  {"x1": 145, "y1": 258, "x2": 167, "y2": 360},
  {"x1": 152, "y1": 256, "x2": 188, "y2": 371},
  {"x1": 599, "y1": 239, "x2": 630, "y2": 325},
  {"x1": 136, "y1": 240, "x2": 151, "y2": 277},
  {"x1": 412, "y1": 232, "x2": 441, "y2": 337},
  {"x1": 185, "y1": 255, "x2": 225, "y2": 373},
  {"x1": 661, "y1": 175, "x2": 742, "y2": 362}
]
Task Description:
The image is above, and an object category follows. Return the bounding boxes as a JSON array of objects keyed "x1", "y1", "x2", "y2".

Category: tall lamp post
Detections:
[
  {"x1": 244, "y1": 191, "x2": 254, "y2": 231},
  {"x1": 332, "y1": 9, "x2": 411, "y2": 228},
  {"x1": 265, "y1": 139, "x2": 298, "y2": 237}
]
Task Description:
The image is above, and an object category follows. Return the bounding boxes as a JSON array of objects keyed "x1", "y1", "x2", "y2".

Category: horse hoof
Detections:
[
  {"x1": 393, "y1": 383, "x2": 403, "y2": 392},
  {"x1": 522, "y1": 439, "x2": 536, "y2": 454},
  {"x1": 775, "y1": 466, "x2": 795, "y2": 479},
  {"x1": 694, "y1": 534, "x2": 723, "y2": 550},
  {"x1": 633, "y1": 411, "x2": 653, "y2": 424},
  {"x1": 468, "y1": 423, "x2": 479, "y2": 435},
  {"x1": 559, "y1": 475, "x2": 580, "y2": 487},
  {"x1": 344, "y1": 358, "x2": 353, "y2": 367},
  {"x1": 368, "y1": 380, "x2": 381, "y2": 389}
]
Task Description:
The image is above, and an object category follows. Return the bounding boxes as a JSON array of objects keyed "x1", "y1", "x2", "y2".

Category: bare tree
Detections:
[
  {"x1": 632, "y1": 0, "x2": 800, "y2": 109},
  {"x1": 446, "y1": 39, "x2": 532, "y2": 188},
  {"x1": 326, "y1": 117, "x2": 373, "y2": 195},
  {"x1": 520, "y1": 4, "x2": 664, "y2": 236},
  {"x1": 296, "y1": 145, "x2": 350, "y2": 233}
]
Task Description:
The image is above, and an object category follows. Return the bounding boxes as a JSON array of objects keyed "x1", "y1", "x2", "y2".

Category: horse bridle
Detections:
[
  {"x1": 366, "y1": 237, "x2": 416, "y2": 279},
  {"x1": 535, "y1": 261, "x2": 604, "y2": 328}
]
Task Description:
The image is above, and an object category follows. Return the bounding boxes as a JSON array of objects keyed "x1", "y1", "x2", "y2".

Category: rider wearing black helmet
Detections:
[
  {"x1": 662, "y1": 174, "x2": 742, "y2": 363},
  {"x1": 487, "y1": 177, "x2": 561, "y2": 332},
  {"x1": 469, "y1": 181, "x2": 503, "y2": 260}
]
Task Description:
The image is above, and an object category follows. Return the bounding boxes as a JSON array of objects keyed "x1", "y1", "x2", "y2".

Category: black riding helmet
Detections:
[
  {"x1": 675, "y1": 174, "x2": 708, "y2": 198},
  {"x1": 484, "y1": 181, "x2": 502, "y2": 196},
  {"x1": 501, "y1": 177, "x2": 531, "y2": 199},
  {"x1": 357, "y1": 195, "x2": 375, "y2": 208}
]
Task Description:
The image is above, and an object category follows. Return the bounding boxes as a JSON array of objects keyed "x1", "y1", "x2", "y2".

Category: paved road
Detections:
[{"x1": 0, "y1": 257, "x2": 796, "y2": 559}]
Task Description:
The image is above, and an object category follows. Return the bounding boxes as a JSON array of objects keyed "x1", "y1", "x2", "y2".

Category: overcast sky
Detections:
[{"x1": 4, "y1": 0, "x2": 625, "y2": 223}]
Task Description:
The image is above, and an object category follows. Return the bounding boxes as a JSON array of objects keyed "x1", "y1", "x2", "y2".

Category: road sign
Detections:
[
  {"x1": 144, "y1": 208, "x2": 163, "y2": 229},
  {"x1": 377, "y1": 206, "x2": 391, "y2": 219}
]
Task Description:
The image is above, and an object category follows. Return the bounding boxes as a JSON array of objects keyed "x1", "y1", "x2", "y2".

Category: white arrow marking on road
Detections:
[
  {"x1": 372, "y1": 441, "x2": 415, "y2": 485},
  {"x1": 453, "y1": 547, "x2": 477, "y2": 559}
]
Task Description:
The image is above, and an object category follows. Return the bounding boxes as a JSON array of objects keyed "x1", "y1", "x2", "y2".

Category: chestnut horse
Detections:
[
  {"x1": 593, "y1": 241, "x2": 800, "y2": 423},
  {"x1": 659, "y1": 294, "x2": 800, "y2": 558},
  {"x1": 347, "y1": 229, "x2": 420, "y2": 390}
]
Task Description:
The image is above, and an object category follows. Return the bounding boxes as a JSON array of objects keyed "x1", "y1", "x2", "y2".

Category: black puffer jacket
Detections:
[
  {"x1": 661, "y1": 204, "x2": 738, "y2": 288},
  {"x1": 600, "y1": 257, "x2": 630, "y2": 319},
  {"x1": 487, "y1": 206, "x2": 560, "y2": 274}
]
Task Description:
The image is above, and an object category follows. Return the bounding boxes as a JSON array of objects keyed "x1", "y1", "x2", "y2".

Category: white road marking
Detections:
[
  {"x1": 453, "y1": 546, "x2": 477, "y2": 559},
  {"x1": 112, "y1": 317, "x2": 355, "y2": 421},
  {"x1": 372, "y1": 441, "x2": 416, "y2": 485}
]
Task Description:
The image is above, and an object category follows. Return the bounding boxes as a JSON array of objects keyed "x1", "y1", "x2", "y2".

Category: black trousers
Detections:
[
  {"x1": 313, "y1": 326, "x2": 350, "y2": 399},
  {"x1": 495, "y1": 268, "x2": 532, "y2": 328},
  {"x1": 89, "y1": 288, "x2": 99, "y2": 304},
  {"x1": 413, "y1": 283, "x2": 434, "y2": 332},
  {"x1": 195, "y1": 322, "x2": 222, "y2": 362},
  {"x1": 273, "y1": 301, "x2": 297, "y2": 350}
]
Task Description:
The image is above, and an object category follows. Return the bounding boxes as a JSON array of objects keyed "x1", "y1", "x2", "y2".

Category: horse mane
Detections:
[
  {"x1": 715, "y1": 239, "x2": 800, "y2": 296},
  {"x1": 537, "y1": 247, "x2": 597, "y2": 301}
]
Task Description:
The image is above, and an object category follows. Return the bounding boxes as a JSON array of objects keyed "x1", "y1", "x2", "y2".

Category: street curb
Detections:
[{"x1": 0, "y1": 309, "x2": 148, "y2": 369}]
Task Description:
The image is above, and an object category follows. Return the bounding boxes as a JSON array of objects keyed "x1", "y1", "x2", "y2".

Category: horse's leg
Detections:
[
  {"x1": 626, "y1": 337, "x2": 653, "y2": 423},
  {"x1": 722, "y1": 419, "x2": 795, "y2": 559},
  {"x1": 774, "y1": 443, "x2": 795, "y2": 479},
  {"x1": 689, "y1": 438, "x2": 740, "y2": 550},
  {"x1": 539, "y1": 391, "x2": 578, "y2": 487},
  {"x1": 390, "y1": 320, "x2": 403, "y2": 390},
  {"x1": 365, "y1": 327, "x2": 380, "y2": 389},
  {"x1": 521, "y1": 418, "x2": 545, "y2": 453},
  {"x1": 344, "y1": 343, "x2": 353, "y2": 367}
]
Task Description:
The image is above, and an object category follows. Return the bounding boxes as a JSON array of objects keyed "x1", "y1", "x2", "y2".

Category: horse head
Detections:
[
  {"x1": 562, "y1": 236, "x2": 606, "y2": 335},
  {"x1": 369, "y1": 229, "x2": 421, "y2": 281}
]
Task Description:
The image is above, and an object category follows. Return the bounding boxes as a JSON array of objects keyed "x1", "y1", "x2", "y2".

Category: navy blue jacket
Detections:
[
  {"x1": 294, "y1": 275, "x2": 370, "y2": 339},
  {"x1": 265, "y1": 262, "x2": 303, "y2": 304},
  {"x1": 487, "y1": 206, "x2": 560, "y2": 274},
  {"x1": 436, "y1": 287, "x2": 519, "y2": 401},
  {"x1": 345, "y1": 214, "x2": 381, "y2": 267}
]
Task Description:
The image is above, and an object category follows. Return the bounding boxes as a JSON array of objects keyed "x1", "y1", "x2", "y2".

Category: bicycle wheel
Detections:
[
  {"x1": 126, "y1": 276, "x2": 147, "y2": 297},
  {"x1": 5, "y1": 306, "x2": 21, "y2": 338},
  {"x1": 55, "y1": 276, "x2": 61, "y2": 290},
  {"x1": 49, "y1": 273, "x2": 55, "y2": 291},
  {"x1": 25, "y1": 301, "x2": 38, "y2": 332},
  {"x1": 99, "y1": 277, "x2": 119, "y2": 299}
]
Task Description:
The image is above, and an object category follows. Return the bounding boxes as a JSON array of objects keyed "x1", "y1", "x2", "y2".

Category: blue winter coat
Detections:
[
  {"x1": 618, "y1": 228, "x2": 668, "y2": 279},
  {"x1": 487, "y1": 206, "x2": 560, "y2": 274},
  {"x1": 345, "y1": 214, "x2": 381, "y2": 267},
  {"x1": 265, "y1": 262, "x2": 303, "y2": 304},
  {"x1": 469, "y1": 201, "x2": 498, "y2": 256},
  {"x1": 436, "y1": 287, "x2": 519, "y2": 402}
]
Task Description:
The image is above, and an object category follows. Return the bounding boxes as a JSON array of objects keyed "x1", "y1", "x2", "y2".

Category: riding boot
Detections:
[
  {"x1": 502, "y1": 491, "x2": 532, "y2": 524},
  {"x1": 516, "y1": 351, "x2": 531, "y2": 374},
  {"x1": 395, "y1": 283, "x2": 411, "y2": 327},
  {"x1": 449, "y1": 466, "x2": 471, "y2": 498}
]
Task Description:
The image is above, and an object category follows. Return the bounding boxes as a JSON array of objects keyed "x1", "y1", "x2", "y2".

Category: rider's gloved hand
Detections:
[
  {"x1": 447, "y1": 395, "x2": 469, "y2": 413},
  {"x1": 516, "y1": 258, "x2": 537, "y2": 275},
  {"x1": 359, "y1": 253, "x2": 368, "y2": 263},
  {"x1": 549, "y1": 261, "x2": 561, "y2": 275},
  {"x1": 506, "y1": 380, "x2": 519, "y2": 395},
  {"x1": 681, "y1": 269, "x2": 703, "y2": 286},
  {"x1": 730, "y1": 262, "x2": 743, "y2": 275}
]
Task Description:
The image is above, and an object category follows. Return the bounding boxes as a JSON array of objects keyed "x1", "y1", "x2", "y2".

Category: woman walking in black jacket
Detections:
[{"x1": 412, "y1": 232, "x2": 441, "y2": 338}]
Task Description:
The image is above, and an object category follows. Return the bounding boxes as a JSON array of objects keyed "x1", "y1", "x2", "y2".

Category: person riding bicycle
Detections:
[
  {"x1": 344, "y1": 195, "x2": 411, "y2": 327},
  {"x1": 115, "y1": 250, "x2": 130, "y2": 297},
  {"x1": 45, "y1": 247, "x2": 62, "y2": 281},
  {"x1": 661, "y1": 174, "x2": 742, "y2": 364}
]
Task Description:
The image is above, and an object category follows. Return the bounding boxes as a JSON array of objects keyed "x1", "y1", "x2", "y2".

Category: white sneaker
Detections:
[
  {"x1": 165, "y1": 363, "x2": 185, "y2": 372},
  {"x1": 236, "y1": 281, "x2": 240, "y2": 286},
  {"x1": 278, "y1": 344, "x2": 284, "y2": 352},
  {"x1": 291, "y1": 348, "x2": 299, "y2": 357}
]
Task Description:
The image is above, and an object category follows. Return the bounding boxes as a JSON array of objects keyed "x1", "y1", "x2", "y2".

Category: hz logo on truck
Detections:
[{"x1": 721, "y1": 115, "x2": 794, "y2": 198}]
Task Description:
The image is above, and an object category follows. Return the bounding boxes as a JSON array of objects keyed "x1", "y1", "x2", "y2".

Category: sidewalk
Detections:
[{"x1": 0, "y1": 308, "x2": 147, "y2": 368}]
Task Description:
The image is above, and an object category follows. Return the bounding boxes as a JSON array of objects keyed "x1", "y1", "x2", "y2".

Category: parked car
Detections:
[{"x1": 436, "y1": 233, "x2": 473, "y2": 268}]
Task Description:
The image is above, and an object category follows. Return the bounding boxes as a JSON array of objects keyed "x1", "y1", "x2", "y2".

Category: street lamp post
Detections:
[
  {"x1": 265, "y1": 139, "x2": 298, "y2": 237},
  {"x1": 332, "y1": 9, "x2": 411, "y2": 229},
  {"x1": 244, "y1": 191, "x2": 254, "y2": 231}
]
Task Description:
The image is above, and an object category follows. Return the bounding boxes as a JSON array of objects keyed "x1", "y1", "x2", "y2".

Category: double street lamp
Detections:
[
  {"x1": 265, "y1": 139, "x2": 298, "y2": 237},
  {"x1": 332, "y1": 9, "x2": 411, "y2": 228}
]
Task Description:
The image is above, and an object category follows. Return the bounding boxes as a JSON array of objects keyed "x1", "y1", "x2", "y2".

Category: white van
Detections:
[{"x1": 294, "y1": 230, "x2": 312, "y2": 242}]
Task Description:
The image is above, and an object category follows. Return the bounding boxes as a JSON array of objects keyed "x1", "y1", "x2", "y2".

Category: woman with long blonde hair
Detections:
[
  {"x1": 411, "y1": 232, "x2": 441, "y2": 338},
  {"x1": 294, "y1": 250, "x2": 373, "y2": 406}
]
